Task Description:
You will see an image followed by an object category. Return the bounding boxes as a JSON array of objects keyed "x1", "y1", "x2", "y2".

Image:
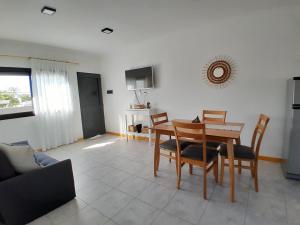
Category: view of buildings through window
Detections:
[{"x1": 0, "y1": 75, "x2": 33, "y2": 109}]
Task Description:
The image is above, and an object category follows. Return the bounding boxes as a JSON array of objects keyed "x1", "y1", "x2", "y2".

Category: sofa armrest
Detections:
[{"x1": 0, "y1": 159, "x2": 76, "y2": 225}]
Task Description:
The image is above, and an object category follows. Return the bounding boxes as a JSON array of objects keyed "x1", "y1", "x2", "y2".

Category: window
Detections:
[{"x1": 0, "y1": 67, "x2": 34, "y2": 120}]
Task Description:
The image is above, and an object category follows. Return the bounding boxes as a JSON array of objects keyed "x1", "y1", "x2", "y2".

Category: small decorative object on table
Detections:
[
  {"x1": 147, "y1": 102, "x2": 151, "y2": 109},
  {"x1": 192, "y1": 116, "x2": 201, "y2": 123}
]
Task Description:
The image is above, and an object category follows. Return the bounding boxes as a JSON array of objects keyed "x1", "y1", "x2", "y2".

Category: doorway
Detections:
[{"x1": 77, "y1": 72, "x2": 106, "y2": 138}]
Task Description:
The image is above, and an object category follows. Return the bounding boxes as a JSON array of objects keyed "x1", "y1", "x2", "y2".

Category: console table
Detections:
[{"x1": 125, "y1": 108, "x2": 154, "y2": 144}]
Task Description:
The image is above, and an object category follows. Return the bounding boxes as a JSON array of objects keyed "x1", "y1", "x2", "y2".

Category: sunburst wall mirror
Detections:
[{"x1": 202, "y1": 56, "x2": 236, "y2": 88}]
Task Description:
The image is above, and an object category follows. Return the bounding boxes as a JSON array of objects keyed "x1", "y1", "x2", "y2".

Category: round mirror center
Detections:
[{"x1": 213, "y1": 67, "x2": 224, "y2": 78}]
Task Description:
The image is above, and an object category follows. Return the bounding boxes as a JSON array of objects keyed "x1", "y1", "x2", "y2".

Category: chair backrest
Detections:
[
  {"x1": 151, "y1": 112, "x2": 169, "y2": 126},
  {"x1": 251, "y1": 114, "x2": 270, "y2": 159},
  {"x1": 172, "y1": 120, "x2": 208, "y2": 162},
  {"x1": 202, "y1": 110, "x2": 227, "y2": 124}
]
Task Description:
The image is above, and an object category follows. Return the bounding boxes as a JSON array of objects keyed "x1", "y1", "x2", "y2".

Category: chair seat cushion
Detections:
[
  {"x1": 160, "y1": 139, "x2": 191, "y2": 152},
  {"x1": 206, "y1": 141, "x2": 222, "y2": 149},
  {"x1": 219, "y1": 144, "x2": 255, "y2": 159},
  {"x1": 181, "y1": 145, "x2": 218, "y2": 162}
]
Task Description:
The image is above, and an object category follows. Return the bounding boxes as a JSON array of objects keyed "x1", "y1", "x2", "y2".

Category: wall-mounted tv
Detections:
[{"x1": 125, "y1": 66, "x2": 154, "y2": 90}]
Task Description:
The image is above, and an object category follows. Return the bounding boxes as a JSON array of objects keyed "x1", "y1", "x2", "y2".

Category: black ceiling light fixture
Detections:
[
  {"x1": 101, "y1": 27, "x2": 114, "y2": 34},
  {"x1": 41, "y1": 6, "x2": 56, "y2": 15}
]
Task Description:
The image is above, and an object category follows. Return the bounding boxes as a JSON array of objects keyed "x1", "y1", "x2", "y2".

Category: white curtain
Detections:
[{"x1": 31, "y1": 59, "x2": 78, "y2": 151}]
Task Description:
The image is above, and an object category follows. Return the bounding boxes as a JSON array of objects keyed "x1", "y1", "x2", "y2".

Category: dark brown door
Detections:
[{"x1": 77, "y1": 72, "x2": 105, "y2": 138}]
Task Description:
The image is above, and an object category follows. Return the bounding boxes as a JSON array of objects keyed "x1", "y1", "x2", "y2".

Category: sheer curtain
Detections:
[{"x1": 31, "y1": 59, "x2": 78, "y2": 151}]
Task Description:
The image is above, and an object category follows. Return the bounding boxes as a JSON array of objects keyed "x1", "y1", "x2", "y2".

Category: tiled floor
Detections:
[{"x1": 28, "y1": 135, "x2": 300, "y2": 225}]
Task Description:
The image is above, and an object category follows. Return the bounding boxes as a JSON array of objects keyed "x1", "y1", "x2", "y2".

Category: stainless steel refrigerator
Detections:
[{"x1": 283, "y1": 77, "x2": 300, "y2": 179}]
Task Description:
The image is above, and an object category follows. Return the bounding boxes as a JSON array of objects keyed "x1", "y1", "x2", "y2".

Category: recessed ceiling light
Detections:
[
  {"x1": 41, "y1": 6, "x2": 56, "y2": 16},
  {"x1": 101, "y1": 27, "x2": 113, "y2": 34}
]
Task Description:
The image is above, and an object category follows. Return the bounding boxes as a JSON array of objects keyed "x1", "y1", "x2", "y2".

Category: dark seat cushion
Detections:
[
  {"x1": 206, "y1": 141, "x2": 222, "y2": 149},
  {"x1": 219, "y1": 144, "x2": 255, "y2": 159},
  {"x1": 0, "y1": 150, "x2": 16, "y2": 181},
  {"x1": 34, "y1": 152, "x2": 59, "y2": 167},
  {"x1": 160, "y1": 139, "x2": 191, "y2": 152},
  {"x1": 181, "y1": 145, "x2": 218, "y2": 162}
]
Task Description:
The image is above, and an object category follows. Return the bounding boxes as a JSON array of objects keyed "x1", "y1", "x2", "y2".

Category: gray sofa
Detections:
[{"x1": 0, "y1": 142, "x2": 76, "y2": 225}]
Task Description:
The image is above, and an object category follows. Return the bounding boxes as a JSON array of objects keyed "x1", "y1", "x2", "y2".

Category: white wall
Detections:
[
  {"x1": 0, "y1": 39, "x2": 101, "y2": 149},
  {"x1": 100, "y1": 5, "x2": 300, "y2": 158}
]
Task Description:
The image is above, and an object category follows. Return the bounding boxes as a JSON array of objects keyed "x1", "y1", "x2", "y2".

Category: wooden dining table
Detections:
[{"x1": 152, "y1": 119, "x2": 244, "y2": 202}]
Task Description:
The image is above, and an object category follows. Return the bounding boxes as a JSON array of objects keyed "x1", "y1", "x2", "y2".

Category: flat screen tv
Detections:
[{"x1": 125, "y1": 66, "x2": 154, "y2": 90}]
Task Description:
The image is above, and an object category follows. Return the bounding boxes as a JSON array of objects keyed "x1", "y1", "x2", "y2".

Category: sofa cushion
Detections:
[
  {"x1": 10, "y1": 141, "x2": 59, "y2": 167},
  {"x1": 34, "y1": 152, "x2": 58, "y2": 167},
  {"x1": 0, "y1": 150, "x2": 16, "y2": 181},
  {"x1": 0, "y1": 143, "x2": 40, "y2": 173}
]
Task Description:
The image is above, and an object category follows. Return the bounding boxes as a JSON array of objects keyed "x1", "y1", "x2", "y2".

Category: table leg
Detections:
[
  {"x1": 227, "y1": 139, "x2": 235, "y2": 202},
  {"x1": 235, "y1": 137, "x2": 242, "y2": 174},
  {"x1": 154, "y1": 132, "x2": 160, "y2": 177},
  {"x1": 148, "y1": 112, "x2": 152, "y2": 145},
  {"x1": 234, "y1": 137, "x2": 242, "y2": 174}
]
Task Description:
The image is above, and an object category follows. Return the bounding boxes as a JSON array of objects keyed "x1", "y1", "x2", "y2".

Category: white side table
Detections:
[{"x1": 125, "y1": 108, "x2": 154, "y2": 144}]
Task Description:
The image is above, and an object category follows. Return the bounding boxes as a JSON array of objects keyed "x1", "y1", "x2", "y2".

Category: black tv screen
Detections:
[{"x1": 125, "y1": 66, "x2": 154, "y2": 90}]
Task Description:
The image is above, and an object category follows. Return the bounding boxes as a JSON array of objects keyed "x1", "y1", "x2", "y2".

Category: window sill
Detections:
[{"x1": 0, "y1": 111, "x2": 35, "y2": 120}]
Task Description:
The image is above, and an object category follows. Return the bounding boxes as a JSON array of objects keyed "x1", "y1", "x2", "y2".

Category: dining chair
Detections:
[
  {"x1": 219, "y1": 114, "x2": 270, "y2": 192},
  {"x1": 202, "y1": 110, "x2": 227, "y2": 149},
  {"x1": 151, "y1": 112, "x2": 190, "y2": 163},
  {"x1": 173, "y1": 121, "x2": 219, "y2": 199},
  {"x1": 202, "y1": 110, "x2": 227, "y2": 124}
]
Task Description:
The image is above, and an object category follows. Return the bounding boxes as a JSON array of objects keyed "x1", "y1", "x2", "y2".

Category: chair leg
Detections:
[
  {"x1": 238, "y1": 160, "x2": 242, "y2": 174},
  {"x1": 189, "y1": 164, "x2": 193, "y2": 175},
  {"x1": 154, "y1": 133, "x2": 160, "y2": 177},
  {"x1": 250, "y1": 161, "x2": 255, "y2": 178},
  {"x1": 213, "y1": 159, "x2": 218, "y2": 183},
  {"x1": 220, "y1": 156, "x2": 225, "y2": 185},
  {"x1": 203, "y1": 168, "x2": 207, "y2": 199},
  {"x1": 176, "y1": 161, "x2": 181, "y2": 189},
  {"x1": 156, "y1": 152, "x2": 160, "y2": 172},
  {"x1": 254, "y1": 162, "x2": 259, "y2": 192},
  {"x1": 168, "y1": 135, "x2": 172, "y2": 163},
  {"x1": 175, "y1": 154, "x2": 178, "y2": 177}
]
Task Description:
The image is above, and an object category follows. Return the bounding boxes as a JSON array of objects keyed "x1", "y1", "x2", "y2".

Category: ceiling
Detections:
[{"x1": 0, "y1": 0, "x2": 299, "y2": 55}]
